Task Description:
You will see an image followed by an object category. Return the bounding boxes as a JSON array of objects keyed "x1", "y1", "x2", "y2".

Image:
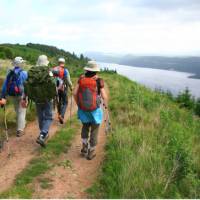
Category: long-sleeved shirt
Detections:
[
  {"x1": 1, "y1": 66, "x2": 28, "y2": 98},
  {"x1": 64, "y1": 68, "x2": 72, "y2": 88}
]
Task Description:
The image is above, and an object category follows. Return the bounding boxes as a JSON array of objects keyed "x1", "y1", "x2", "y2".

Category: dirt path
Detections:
[
  {"x1": 31, "y1": 87, "x2": 109, "y2": 199},
  {"x1": 0, "y1": 98, "x2": 77, "y2": 193},
  {"x1": 32, "y1": 120, "x2": 106, "y2": 199}
]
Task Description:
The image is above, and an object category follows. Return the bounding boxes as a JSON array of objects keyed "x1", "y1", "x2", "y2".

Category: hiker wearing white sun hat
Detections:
[
  {"x1": 36, "y1": 55, "x2": 49, "y2": 67},
  {"x1": 74, "y1": 60, "x2": 108, "y2": 160},
  {"x1": 0, "y1": 56, "x2": 28, "y2": 137},
  {"x1": 24, "y1": 55, "x2": 55, "y2": 147},
  {"x1": 84, "y1": 60, "x2": 100, "y2": 72}
]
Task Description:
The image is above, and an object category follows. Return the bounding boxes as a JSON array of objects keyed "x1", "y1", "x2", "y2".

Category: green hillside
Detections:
[
  {"x1": 89, "y1": 73, "x2": 200, "y2": 198},
  {"x1": 0, "y1": 43, "x2": 87, "y2": 69},
  {"x1": 0, "y1": 44, "x2": 200, "y2": 198},
  {"x1": 0, "y1": 43, "x2": 87, "y2": 141}
]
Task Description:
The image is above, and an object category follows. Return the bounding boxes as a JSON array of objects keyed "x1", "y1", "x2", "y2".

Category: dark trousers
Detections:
[
  {"x1": 57, "y1": 90, "x2": 68, "y2": 118},
  {"x1": 81, "y1": 123, "x2": 100, "y2": 148}
]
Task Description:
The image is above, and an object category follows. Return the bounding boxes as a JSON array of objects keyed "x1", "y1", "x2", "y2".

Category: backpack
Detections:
[
  {"x1": 53, "y1": 66, "x2": 67, "y2": 91},
  {"x1": 24, "y1": 66, "x2": 56, "y2": 103},
  {"x1": 6, "y1": 69, "x2": 23, "y2": 96},
  {"x1": 53, "y1": 66, "x2": 65, "y2": 79},
  {"x1": 78, "y1": 76, "x2": 101, "y2": 111}
]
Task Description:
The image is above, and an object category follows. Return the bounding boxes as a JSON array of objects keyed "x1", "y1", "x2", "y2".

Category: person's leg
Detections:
[
  {"x1": 87, "y1": 124, "x2": 100, "y2": 160},
  {"x1": 42, "y1": 101, "x2": 53, "y2": 136},
  {"x1": 12, "y1": 97, "x2": 26, "y2": 136},
  {"x1": 36, "y1": 103, "x2": 44, "y2": 132},
  {"x1": 60, "y1": 90, "x2": 68, "y2": 119},
  {"x1": 81, "y1": 123, "x2": 90, "y2": 154},
  {"x1": 57, "y1": 90, "x2": 62, "y2": 116},
  {"x1": 90, "y1": 124, "x2": 100, "y2": 148}
]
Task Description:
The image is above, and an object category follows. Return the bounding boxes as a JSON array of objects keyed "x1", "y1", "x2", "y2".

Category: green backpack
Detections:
[{"x1": 24, "y1": 66, "x2": 56, "y2": 103}]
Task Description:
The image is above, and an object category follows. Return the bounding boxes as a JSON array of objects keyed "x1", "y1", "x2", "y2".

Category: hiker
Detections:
[
  {"x1": 0, "y1": 57, "x2": 28, "y2": 137},
  {"x1": 73, "y1": 61, "x2": 108, "y2": 160},
  {"x1": 24, "y1": 55, "x2": 56, "y2": 147},
  {"x1": 52, "y1": 58, "x2": 73, "y2": 124}
]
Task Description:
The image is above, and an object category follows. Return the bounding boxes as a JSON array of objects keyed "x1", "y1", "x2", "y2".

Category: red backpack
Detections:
[
  {"x1": 78, "y1": 76, "x2": 101, "y2": 111},
  {"x1": 53, "y1": 66, "x2": 65, "y2": 79}
]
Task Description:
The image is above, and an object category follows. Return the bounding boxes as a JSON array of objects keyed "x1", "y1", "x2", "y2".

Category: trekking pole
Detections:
[
  {"x1": 2, "y1": 105, "x2": 11, "y2": 157},
  {"x1": 70, "y1": 92, "x2": 73, "y2": 127},
  {"x1": 103, "y1": 104, "x2": 112, "y2": 134}
]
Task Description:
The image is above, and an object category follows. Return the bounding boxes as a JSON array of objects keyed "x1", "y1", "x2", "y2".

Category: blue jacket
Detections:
[{"x1": 1, "y1": 66, "x2": 28, "y2": 98}]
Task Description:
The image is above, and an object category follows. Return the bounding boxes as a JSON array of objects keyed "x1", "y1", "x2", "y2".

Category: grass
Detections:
[
  {"x1": 89, "y1": 73, "x2": 200, "y2": 198},
  {"x1": 38, "y1": 177, "x2": 54, "y2": 190},
  {"x1": 0, "y1": 117, "x2": 80, "y2": 198}
]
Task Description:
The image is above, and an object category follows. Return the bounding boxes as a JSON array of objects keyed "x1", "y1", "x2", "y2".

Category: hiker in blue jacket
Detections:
[{"x1": 0, "y1": 57, "x2": 28, "y2": 137}]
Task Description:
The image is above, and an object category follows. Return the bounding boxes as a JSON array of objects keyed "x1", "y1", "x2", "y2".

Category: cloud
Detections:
[{"x1": 0, "y1": 0, "x2": 200, "y2": 55}]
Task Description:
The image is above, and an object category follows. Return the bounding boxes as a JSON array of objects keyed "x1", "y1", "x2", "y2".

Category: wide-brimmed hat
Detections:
[
  {"x1": 36, "y1": 55, "x2": 49, "y2": 66},
  {"x1": 84, "y1": 61, "x2": 100, "y2": 72}
]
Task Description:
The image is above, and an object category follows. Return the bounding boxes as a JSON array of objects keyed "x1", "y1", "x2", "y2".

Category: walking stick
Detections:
[
  {"x1": 70, "y1": 92, "x2": 73, "y2": 127},
  {"x1": 103, "y1": 104, "x2": 112, "y2": 134},
  {"x1": 3, "y1": 106, "x2": 11, "y2": 157}
]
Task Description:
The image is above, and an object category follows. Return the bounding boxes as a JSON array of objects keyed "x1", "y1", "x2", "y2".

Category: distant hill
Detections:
[
  {"x1": 0, "y1": 43, "x2": 88, "y2": 67},
  {"x1": 86, "y1": 52, "x2": 200, "y2": 78}
]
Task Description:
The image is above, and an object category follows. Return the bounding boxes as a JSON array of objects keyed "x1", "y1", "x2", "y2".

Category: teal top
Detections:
[{"x1": 78, "y1": 107, "x2": 103, "y2": 124}]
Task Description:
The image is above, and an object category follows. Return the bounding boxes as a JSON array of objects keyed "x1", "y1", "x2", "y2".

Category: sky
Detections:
[{"x1": 0, "y1": 0, "x2": 200, "y2": 56}]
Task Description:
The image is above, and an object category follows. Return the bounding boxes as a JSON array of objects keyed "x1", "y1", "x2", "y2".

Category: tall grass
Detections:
[{"x1": 90, "y1": 73, "x2": 200, "y2": 198}]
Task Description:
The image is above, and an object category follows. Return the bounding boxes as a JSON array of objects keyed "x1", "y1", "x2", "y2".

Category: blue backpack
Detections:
[{"x1": 6, "y1": 69, "x2": 23, "y2": 96}]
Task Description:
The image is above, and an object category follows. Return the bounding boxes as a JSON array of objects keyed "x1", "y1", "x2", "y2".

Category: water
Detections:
[{"x1": 99, "y1": 62, "x2": 200, "y2": 98}]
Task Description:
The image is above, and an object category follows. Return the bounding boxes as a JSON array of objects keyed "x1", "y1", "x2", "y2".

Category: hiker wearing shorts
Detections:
[
  {"x1": 0, "y1": 57, "x2": 28, "y2": 137},
  {"x1": 52, "y1": 58, "x2": 73, "y2": 124},
  {"x1": 74, "y1": 61, "x2": 108, "y2": 160}
]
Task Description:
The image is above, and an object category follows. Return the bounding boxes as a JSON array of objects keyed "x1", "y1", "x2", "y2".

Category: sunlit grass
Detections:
[{"x1": 89, "y1": 73, "x2": 200, "y2": 198}]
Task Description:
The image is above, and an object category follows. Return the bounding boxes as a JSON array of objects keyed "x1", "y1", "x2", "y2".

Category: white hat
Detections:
[
  {"x1": 13, "y1": 57, "x2": 24, "y2": 66},
  {"x1": 84, "y1": 60, "x2": 100, "y2": 72},
  {"x1": 36, "y1": 55, "x2": 49, "y2": 66},
  {"x1": 58, "y1": 57, "x2": 65, "y2": 63}
]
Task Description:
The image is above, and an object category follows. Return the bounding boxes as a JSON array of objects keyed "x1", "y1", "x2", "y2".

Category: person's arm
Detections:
[
  {"x1": 21, "y1": 71, "x2": 28, "y2": 82},
  {"x1": 20, "y1": 71, "x2": 28, "y2": 108},
  {"x1": 100, "y1": 88, "x2": 108, "y2": 109},
  {"x1": 1, "y1": 75, "x2": 8, "y2": 99},
  {"x1": 65, "y1": 69, "x2": 73, "y2": 90},
  {"x1": 73, "y1": 84, "x2": 79, "y2": 105}
]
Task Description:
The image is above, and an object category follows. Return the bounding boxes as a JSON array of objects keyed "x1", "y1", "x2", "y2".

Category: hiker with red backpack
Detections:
[
  {"x1": 52, "y1": 58, "x2": 73, "y2": 124},
  {"x1": 0, "y1": 57, "x2": 28, "y2": 137},
  {"x1": 74, "y1": 61, "x2": 108, "y2": 160}
]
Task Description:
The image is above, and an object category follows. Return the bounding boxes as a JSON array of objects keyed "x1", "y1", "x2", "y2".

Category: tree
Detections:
[
  {"x1": 0, "y1": 52, "x2": 6, "y2": 59},
  {"x1": 194, "y1": 98, "x2": 200, "y2": 117},
  {"x1": 176, "y1": 88, "x2": 195, "y2": 109}
]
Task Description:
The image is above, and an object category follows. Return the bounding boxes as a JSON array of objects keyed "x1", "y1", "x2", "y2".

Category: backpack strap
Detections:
[{"x1": 7, "y1": 68, "x2": 22, "y2": 82}]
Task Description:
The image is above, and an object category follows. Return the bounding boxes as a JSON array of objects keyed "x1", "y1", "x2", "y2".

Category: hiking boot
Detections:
[
  {"x1": 36, "y1": 133, "x2": 49, "y2": 147},
  {"x1": 58, "y1": 115, "x2": 64, "y2": 124},
  {"x1": 81, "y1": 143, "x2": 88, "y2": 155},
  {"x1": 16, "y1": 130, "x2": 25, "y2": 137},
  {"x1": 87, "y1": 148, "x2": 96, "y2": 160}
]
